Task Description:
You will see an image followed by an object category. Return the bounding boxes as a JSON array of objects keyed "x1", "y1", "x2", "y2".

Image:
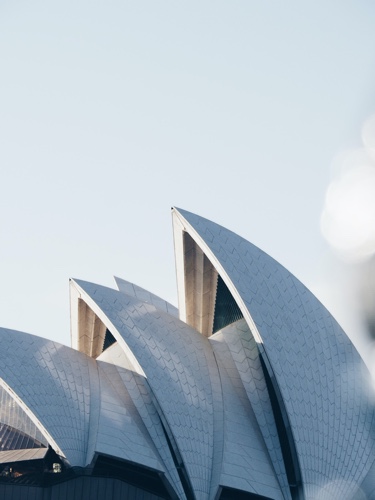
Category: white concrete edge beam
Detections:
[{"x1": 172, "y1": 210, "x2": 187, "y2": 323}]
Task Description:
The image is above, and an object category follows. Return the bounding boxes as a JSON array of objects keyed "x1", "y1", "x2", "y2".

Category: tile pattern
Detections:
[
  {"x1": 0, "y1": 328, "x2": 168, "y2": 476},
  {"x1": 0, "y1": 385, "x2": 47, "y2": 447},
  {"x1": 75, "y1": 280, "x2": 290, "y2": 500},
  {"x1": 176, "y1": 207, "x2": 375, "y2": 500},
  {"x1": 115, "y1": 277, "x2": 178, "y2": 318},
  {"x1": 211, "y1": 319, "x2": 291, "y2": 500},
  {"x1": 74, "y1": 279, "x2": 217, "y2": 500},
  {"x1": 93, "y1": 361, "x2": 164, "y2": 471},
  {"x1": 98, "y1": 343, "x2": 186, "y2": 499},
  {"x1": 210, "y1": 330, "x2": 285, "y2": 500},
  {"x1": 0, "y1": 328, "x2": 93, "y2": 466},
  {"x1": 2, "y1": 208, "x2": 373, "y2": 499}
]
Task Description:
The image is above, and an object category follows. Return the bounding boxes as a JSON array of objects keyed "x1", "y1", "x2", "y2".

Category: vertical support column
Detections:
[{"x1": 183, "y1": 232, "x2": 217, "y2": 336}]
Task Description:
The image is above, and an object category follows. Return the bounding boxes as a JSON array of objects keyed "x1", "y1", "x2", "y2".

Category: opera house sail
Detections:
[{"x1": 0, "y1": 208, "x2": 374, "y2": 500}]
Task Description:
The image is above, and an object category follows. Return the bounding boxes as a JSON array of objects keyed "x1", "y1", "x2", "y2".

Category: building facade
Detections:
[{"x1": 0, "y1": 208, "x2": 374, "y2": 500}]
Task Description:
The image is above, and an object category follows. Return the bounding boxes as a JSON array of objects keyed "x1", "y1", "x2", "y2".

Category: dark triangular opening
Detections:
[
  {"x1": 102, "y1": 328, "x2": 116, "y2": 352},
  {"x1": 212, "y1": 275, "x2": 243, "y2": 333}
]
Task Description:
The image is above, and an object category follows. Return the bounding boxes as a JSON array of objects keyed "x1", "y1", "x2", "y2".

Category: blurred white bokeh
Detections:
[
  {"x1": 321, "y1": 118, "x2": 375, "y2": 263},
  {"x1": 321, "y1": 112, "x2": 375, "y2": 372}
]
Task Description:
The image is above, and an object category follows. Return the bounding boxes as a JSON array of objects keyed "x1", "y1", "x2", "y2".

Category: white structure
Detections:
[{"x1": 0, "y1": 208, "x2": 374, "y2": 500}]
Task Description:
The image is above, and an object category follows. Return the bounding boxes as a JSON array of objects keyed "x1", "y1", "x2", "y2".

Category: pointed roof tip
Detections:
[
  {"x1": 70, "y1": 278, "x2": 100, "y2": 291},
  {"x1": 172, "y1": 208, "x2": 212, "y2": 233},
  {"x1": 70, "y1": 277, "x2": 89, "y2": 284},
  {"x1": 171, "y1": 206, "x2": 188, "y2": 213},
  {"x1": 171, "y1": 207, "x2": 197, "y2": 219},
  {"x1": 113, "y1": 275, "x2": 130, "y2": 288}
]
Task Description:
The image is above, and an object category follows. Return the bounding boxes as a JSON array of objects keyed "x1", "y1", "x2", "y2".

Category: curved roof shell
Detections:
[
  {"x1": 0, "y1": 328, "x2": 170, "y2": 475},
  {"x1": 172, "y1": 207, "x2": 375, "y2": 500},
  {"x1": 0, "y1": 208, "x2": 374, "y2": 500},
  {"x1": 74, "y1": 277, "x2": 287, "y2": 499}
]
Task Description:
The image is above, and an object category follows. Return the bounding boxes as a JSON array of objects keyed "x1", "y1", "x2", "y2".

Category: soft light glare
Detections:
[
  {"x1": 313, "y1": 480, "x2": 366, "y2": 500},
  {"x1": 321, "y1": 164, "x2": 375, "y2": 261}
]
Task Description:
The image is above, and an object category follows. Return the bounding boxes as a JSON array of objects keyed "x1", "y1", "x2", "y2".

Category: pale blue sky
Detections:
[{"x1": 1, "y1": 1, "x2": 375, "y2": 356}]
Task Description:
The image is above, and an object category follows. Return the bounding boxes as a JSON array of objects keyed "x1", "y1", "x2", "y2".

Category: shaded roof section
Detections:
[
  {"x1": 0, "y1": 423, "x2": 46, "y2": 452},
  {"x1": 0, "y1": 385, "x2": 47, "y2": 449},
  {"x1": 172, "y1": 207, "x2": 375, "y2": 500}
]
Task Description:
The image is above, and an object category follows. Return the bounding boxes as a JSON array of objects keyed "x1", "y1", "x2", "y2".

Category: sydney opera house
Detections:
[{"x1": 0, "y1": 208, "x2": 374, "y2": 500}]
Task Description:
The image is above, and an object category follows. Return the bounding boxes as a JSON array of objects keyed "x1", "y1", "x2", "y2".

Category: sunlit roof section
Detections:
[{"x1": 114, "y1": 276, "x2": 178, "y2": 318}]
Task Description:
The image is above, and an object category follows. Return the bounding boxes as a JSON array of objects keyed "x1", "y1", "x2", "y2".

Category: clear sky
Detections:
[{"x1": 1, "y1": 1, "x2": 375, "y2": 360}]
